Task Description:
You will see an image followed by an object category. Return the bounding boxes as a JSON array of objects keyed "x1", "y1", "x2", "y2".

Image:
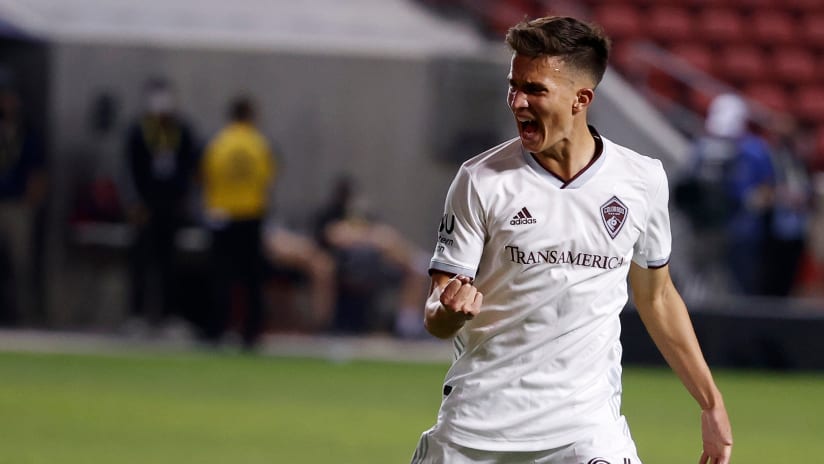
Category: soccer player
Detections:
[{"x1": 411, "y1": 16, "x2": 732, "y2": 464}]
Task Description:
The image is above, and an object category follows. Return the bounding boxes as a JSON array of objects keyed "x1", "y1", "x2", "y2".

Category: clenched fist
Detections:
[{"x1": 424, "y1": 273, "x2": 483, "y2": 339}]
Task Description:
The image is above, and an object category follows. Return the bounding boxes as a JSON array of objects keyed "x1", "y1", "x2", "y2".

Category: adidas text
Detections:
[{"x1": 510, "y1": 218, "x2": 537, "y2": 225}]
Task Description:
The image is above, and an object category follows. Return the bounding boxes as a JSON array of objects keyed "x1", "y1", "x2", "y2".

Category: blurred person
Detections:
[
  {"x1": 201, "y1": 96, "x2": 275, "y2": 349},
  {"x1": 315, "y1": 175, "x2": 428, "y2": 337},
  {"x1": 797, "y1": 168, "x2": 824, "y2": 298},
  {"x1": 762, "y1": 116, "x2": 814, "y2": 297},
  {"x1": 123, "y1": 78, "x2": 198, "y2": 332},
  {"x1": 262, "y1": 223, "x2": 336, "y2": 331},
  {"x1": 713, "y1": 95, "x2": 775, "y2": 295},
  {"x1": 678, "y1": 94, "x2": 776, "y2": 295},
  {"x1": 411, "y1": 16, "x2": 731, "y2": 464},
  {"x1": 0, "y1": 84, "x2": 47, "y2": 326}
]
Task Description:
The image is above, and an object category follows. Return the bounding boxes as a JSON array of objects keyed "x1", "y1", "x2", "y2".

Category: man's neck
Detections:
[{"x1": 533, "y1": 125, "x2": 596, "y2": 182}]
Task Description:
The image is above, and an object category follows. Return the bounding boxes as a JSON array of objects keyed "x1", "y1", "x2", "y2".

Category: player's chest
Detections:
[{"x1": 485, "y1": 182, "x2": 646, "y2": 253}]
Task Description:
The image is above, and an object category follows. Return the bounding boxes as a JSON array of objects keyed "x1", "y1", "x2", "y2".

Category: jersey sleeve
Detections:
[
  {"x1": 429, "y1": 165, "x2": 486, "y2": 279},
  {"x1": 632, "y1": 161, "x2": 672, "y2": 269}
]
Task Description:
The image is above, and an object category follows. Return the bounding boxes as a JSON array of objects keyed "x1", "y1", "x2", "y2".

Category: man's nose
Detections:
[{"x1": 509, "y1": 90, "x2": 528, "y2": 109}]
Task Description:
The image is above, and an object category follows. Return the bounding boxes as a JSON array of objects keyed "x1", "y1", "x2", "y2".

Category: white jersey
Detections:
[{"x1": 428, "y1": 127, "x2": 671, "y2": 451}]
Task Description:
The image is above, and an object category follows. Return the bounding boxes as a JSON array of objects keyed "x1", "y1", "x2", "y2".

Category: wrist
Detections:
[
  {"x1": 424, "y1": 295, "x2": 465, "y2": 339},
  {"x1": 699, "y1": 389, "x2": 724, "y2": 411}
]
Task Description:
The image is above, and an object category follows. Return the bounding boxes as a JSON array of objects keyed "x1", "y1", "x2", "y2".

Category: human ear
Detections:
[{"x1": 573, "y1": 88, "x2": 594, "y2": 113}]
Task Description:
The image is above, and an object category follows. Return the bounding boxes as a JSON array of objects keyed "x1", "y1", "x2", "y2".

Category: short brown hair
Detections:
[
  {"x1": 505, "y1": 16, "x2": 611, "y2": 86},
  {"x1": 229, "y1": 96, "x2": 255, "y2": 122}
]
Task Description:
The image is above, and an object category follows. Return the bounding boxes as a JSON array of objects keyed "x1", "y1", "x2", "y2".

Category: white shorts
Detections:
[{"x1": 410, "y1": 419, "x2": 641, "y2": 464}]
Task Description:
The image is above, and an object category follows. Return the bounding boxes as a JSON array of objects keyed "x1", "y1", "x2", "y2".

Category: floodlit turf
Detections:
[
  {"x1": 0, "y1": 350, "x2": 822, "y2": 463},
  {"x1": 623, "y1": 367, "x2": 824, "y2": 463}
]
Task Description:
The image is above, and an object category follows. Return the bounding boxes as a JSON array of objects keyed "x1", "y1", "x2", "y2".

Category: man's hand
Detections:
[
  {"x1": 440, "y1": 275, "x2": 482, "y2": 321},
  {"x1": 424, "y1": 274, "x2": 482, "y2": 339},
  {"x1": 699, "y1": 406, "x2": 733, "y2": 464}
]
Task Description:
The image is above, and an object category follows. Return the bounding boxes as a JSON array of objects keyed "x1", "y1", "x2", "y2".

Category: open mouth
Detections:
[{"x1": 519, "y1": 118, "x2": 539, "y2": 136}]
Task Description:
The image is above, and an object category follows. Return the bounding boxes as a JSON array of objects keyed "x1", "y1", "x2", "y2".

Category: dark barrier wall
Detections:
[{"x1": 621, "y1": 306, "x2": 824, "y2": 371}]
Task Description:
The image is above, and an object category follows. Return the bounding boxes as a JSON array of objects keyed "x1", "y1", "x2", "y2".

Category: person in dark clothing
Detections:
[
  {"x1": 123, "y1": 78, "x2": 198, "y2": 329},
  {"x1": 678, "y1": 94, "x2": 775, "y2": 295},
  {"x1": 762, "y1": 116, "x2": 814, "y2": 296},
  {"x1": 0, "y1": 84, "x2": 47, "y2": 326}
]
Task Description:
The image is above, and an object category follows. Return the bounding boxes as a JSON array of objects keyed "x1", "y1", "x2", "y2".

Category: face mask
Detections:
[{"x1": 147, "y1": 90, "x2": 174, "y2": 116}]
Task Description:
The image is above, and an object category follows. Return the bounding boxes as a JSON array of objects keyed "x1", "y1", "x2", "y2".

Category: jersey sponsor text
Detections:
[
  {"x1": 439, "y1": 214, "x2": 455, "y2": 234},
  {"x1": 438, "y1": 235, "x2": 454, "y2": 247},
  {"x1": 506, "y1": 245, "x2": 625, "y2": 269}
]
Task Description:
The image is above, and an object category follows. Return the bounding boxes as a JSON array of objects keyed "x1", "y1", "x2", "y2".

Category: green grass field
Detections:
[{"x1": 0, "y1": 349, "x2": 822, "y2": 463}]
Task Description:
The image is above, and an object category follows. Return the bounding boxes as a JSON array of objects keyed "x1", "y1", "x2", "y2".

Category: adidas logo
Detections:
[{"x1": 510, "y1": 207, "x2": 537, "y2": 225}]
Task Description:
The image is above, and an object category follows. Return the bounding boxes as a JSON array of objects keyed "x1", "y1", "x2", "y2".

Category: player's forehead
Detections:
[{"x1": 508, "y1": 54, "x2": 570, "y2": 85}]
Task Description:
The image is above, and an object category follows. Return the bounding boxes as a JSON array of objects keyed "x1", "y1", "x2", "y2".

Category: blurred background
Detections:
[
  {"x1": 3, "y1": 1, "x2": 824, "y2": 463},
  {"x1": 2, "y1": 0, "x2": 824, "y2": 365}
]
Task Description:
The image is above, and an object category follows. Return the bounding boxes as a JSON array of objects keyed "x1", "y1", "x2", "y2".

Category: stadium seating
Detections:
[
  {"x1": 414, "y1": 0, "x2": 824, "y2": 169},
  {"x1": 714, "y1": 45, "x2": 766, "y2": 84},
  {"x1": 742, "y1": 83, "x2": 788, "y2": 113},
  {"x1": 646, "y1": 6, "x2": 694, "y2": 43},
  {"x1": 800, "y1": 14, "x2": 824, "y2": 47},
  {"x1": 771, "y1": 48, "x2": 817, "y2": 85},
  {"x1": 591, "y1": 4, "x2": 643, "y2": 41},
  {"x1": 695, "y1": 8, "x2": 745, "y2": 43},
  {"x1": 578, "y1": 0, "x2": 824, "y2": 161},
  {"x1": 670, "y1": 43, "x2": 713, "y2": 74},
  {"x1": 795, "y1": 85, "x2": 824, "y2": 122},
  {"x1": 751, "y1": 11, "x2": 796, "y2": 46}
]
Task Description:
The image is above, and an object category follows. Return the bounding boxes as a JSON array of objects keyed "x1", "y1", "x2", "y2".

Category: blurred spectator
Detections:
[
  {"x1": 201, "y1": 96, "x2": 274, "y2": 349},
  {"x1": 0, "y1": 84, "x2": 47, "y2": 326},
  {"x1": 122, "y1": 78, "x2": 198, "y2": 332},
  {"x1": 762, "y1": 116, "x2": 814, "y2": 297},
  {"x1": 678, "y1": 94, "x2": 775, "y2": 295},
  {"x1": 798, "y1": 171, "x2": 824, "y2": 298},
  {"x1": 70, "y1": 92, "x2": 125, "y2": 225},
  {"x1": 714, "y1": 95, "x2": 775, "y2": 295},
  {"x1": 676, "y1": 94, "x2": 741, "y2": 293},
  {"x1": 262, "y1": 223, "x2": 336, "y2": 331},
  {"x1": 315, "y1": 175, "x2": 428, "y2": 337}
]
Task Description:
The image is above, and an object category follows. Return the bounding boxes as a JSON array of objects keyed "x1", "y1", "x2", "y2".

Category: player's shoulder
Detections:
[
  {"x1": 459, "y1": 137, "x2": 524, "y2": 177},
  {"x1": 603, "y1": 135, "x2": 666, "y2": 179}
]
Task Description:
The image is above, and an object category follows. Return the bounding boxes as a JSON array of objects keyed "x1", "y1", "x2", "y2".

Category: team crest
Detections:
[{"x1": 600, "y1": 196, "x2": 628, "y2": 239}]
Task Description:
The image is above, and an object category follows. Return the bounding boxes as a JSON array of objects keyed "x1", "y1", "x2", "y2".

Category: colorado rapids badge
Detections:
[{"x1": 600, "y1": 196, "x2": 628, "y2": 239}]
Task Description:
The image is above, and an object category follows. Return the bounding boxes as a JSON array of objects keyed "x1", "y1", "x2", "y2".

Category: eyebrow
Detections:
[{"x1": 509, "y1": 78, "x2": 547, "y2": 93}]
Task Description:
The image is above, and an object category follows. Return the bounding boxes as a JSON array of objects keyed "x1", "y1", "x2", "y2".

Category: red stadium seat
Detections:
[
  {"x1": 671, "y1": 43, "x2": 714, "y2": 74},
  {"x1": 714, "y1": 45, "x2": 766, "y2": 83},
  {"x1": 592, "y1": 4, "x2": 644, "y2": 41},
  {"x1": 479, "y1": 0, "x2": 533, "y2": 38},
  {"x1": 795, "y1": 85, "x2": 824, "y2": 123},
  {"x1": 727, "y1": 0, "x2": 773, "y2": 8},
  {"x1": 808, "y1": 125, "x2": 824, "y2": 172},
  {"x1": 743, "y1": 83, "x2": 789, "y2": 113},
  {"x1": 771, "y1": 48, "x2": 817, "y2": 85},
  {"x1": 536, "y1": 0, "x2": 587, "y2": 19},
  {"x1": 646, "y1": 6, "x2": 694, "y2": 43},
  {"x1": 751, "y1": 11, "x2": 797, "y2": 45},
  {"x1": 696, "y1": 8, "x2": 745, "y2": 43},
  {"x1": 783, "y1": 0, "x2": 824, "y2": 14},
  {"x1": 654, "y1": 0, "x2": 734, "y2": 7},
  {"x1": 800, "y1": 14, "x2": 824, "y2": 48}
]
